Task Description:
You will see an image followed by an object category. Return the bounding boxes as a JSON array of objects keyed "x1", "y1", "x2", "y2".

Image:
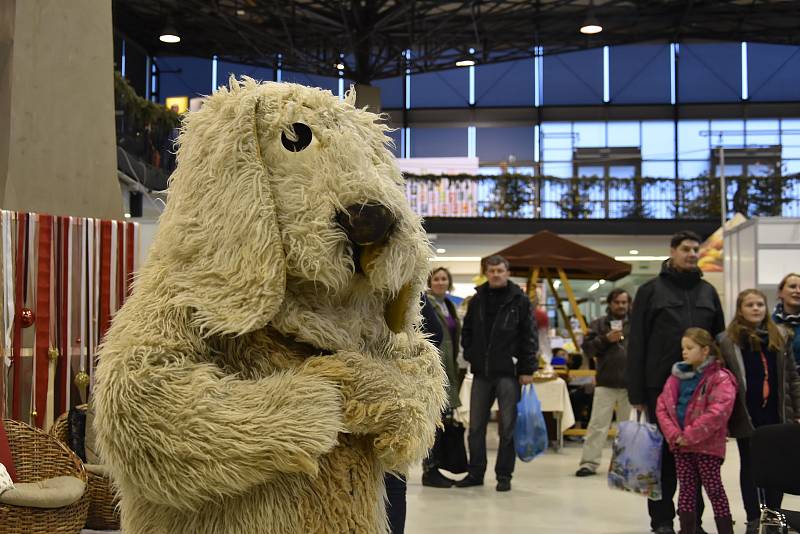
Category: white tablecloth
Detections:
[{"x1": 456, "y1": 373, "x2": 575, "y2": 432}]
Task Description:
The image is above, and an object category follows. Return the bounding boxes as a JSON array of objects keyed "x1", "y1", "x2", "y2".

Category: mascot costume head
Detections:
[{"x1": 94, "y1": 79, "x2": 447, "y2": 534}]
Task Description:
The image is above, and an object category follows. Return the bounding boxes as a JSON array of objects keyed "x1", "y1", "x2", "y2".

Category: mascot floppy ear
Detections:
[{"x1": 152, "y1": 79, "x2": 286, "y2": 337}]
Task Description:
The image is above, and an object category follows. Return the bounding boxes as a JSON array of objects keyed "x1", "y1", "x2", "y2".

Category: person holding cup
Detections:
[{"x1": 576, "y1": 288, "x2": 633, "y2": 477}]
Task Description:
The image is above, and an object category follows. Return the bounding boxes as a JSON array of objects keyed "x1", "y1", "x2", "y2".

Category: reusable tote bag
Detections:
[
  {"x1": 514, "y1": 384, "x2": 548, "y2": 462},
  {"x1": 608, "y1": 411, "x2": 663, "y2": 500}
]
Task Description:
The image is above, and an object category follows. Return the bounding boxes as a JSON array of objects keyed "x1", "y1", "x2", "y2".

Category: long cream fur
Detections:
[{"x1": 93, "y1": 79, "x2": 447, "y2": 534}]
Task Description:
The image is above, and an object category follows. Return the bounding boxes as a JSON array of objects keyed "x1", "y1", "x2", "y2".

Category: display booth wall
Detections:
[
  {"x1": 0, "y1": 211, "x2": 140, "y2": 430},
  {"x1": 724, "y1": 217, "x2": 800, "y2": 320}
]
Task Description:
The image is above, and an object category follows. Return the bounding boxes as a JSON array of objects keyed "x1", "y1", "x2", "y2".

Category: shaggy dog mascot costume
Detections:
[{"x1": 93, "y1": 79, "x2": 447, "y2": 534}]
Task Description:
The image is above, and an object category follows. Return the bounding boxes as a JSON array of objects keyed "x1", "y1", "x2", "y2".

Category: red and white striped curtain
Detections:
[{"x1": 0, "y1": 211, "x2": 140, "y2": 429}]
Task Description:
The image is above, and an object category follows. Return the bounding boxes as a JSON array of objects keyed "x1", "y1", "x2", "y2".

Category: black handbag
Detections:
[{"x1": 433, "y1": 415, "x2": 468, "y2": 474}]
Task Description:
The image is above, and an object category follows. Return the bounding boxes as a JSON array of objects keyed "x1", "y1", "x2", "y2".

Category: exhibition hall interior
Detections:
[{"x1": 1, "y1": 1, "x2": 800, "y2": 533}]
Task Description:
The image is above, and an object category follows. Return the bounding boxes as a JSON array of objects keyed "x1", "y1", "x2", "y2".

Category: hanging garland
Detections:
[{"x1": 114, "y1": 71, "x2": 180, "y2": 140}]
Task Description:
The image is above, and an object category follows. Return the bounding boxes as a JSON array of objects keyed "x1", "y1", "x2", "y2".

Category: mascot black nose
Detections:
[{"x1": 336, "y1": 204, "x2": 396, "y2": 246}]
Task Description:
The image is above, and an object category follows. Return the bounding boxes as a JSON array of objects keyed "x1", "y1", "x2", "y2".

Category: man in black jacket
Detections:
[
  {"x1": 576, "y1": 288, "x2": 632, "y2": 477},
  {"x1": 456, "y1": 255, "x2": 537, "y2": 492},
  {"x1": 626, "y1": 231, "x2": 725, "y2": 534}
]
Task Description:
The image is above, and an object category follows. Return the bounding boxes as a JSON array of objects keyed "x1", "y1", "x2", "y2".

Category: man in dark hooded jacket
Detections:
[
  {"x1": 456, "y1": 255, "x2": 537, "y2": 493},
  {"x1": 626, "y1": 230, "x2": 725, "y2": 534}
]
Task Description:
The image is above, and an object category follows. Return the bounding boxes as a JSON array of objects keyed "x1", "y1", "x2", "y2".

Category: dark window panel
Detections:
[
  {"x1": 218, "y1": 61, "x2": 274, "y2": 84},
  {"x1": 475, "y1": 59, "x2": 535, "y2": 108},
  {"x1": 411, "y1": 68, "x2": 470, "y2": 108},
  {"x1": 542, "y1": 49, "x2": 603, "y2": 106},
  {"x1": 747, "y1": 43, "x2": 800, "y2": 102},
  {"x1": 610, "y1": 44, "x2": 670, "y2": 104},
  {"x1": 476, "y1": 127, "x2": 535, "y2": 162},
  {"x1": 678, "y1": 43, "x2": 741, "y2": 103},
  {"x1": 156, "y1": 56, "x2": 213, "y2": 102},
  {"x1": 410, "y1": 128, "x2": 468, "y2": 157},
  {"x1": 281, "y1": 71, "x2": 339, "y2": 94}
]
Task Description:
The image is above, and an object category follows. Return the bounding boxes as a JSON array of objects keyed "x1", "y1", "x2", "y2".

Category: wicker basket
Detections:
[
  {"x1": 49, "y1": 410, "x2": 73, "y2": 449},
  {"x1": 51, "y1": 408, "x2": 121, "y2": 531},
  {"x1": 0, "y1": 418, "x2": 89, "y2": 533}
]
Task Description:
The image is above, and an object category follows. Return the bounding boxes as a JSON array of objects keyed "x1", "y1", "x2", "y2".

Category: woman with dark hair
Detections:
[
  {"x1": 719, "y1": 289, "x2": 800, "y2": 534},
  {"x1": 419, "y1": 266, "x2": 462, "y2": 488},
  {"x1": 773, "y1": 273, "x2": 800, "y2": 370}
]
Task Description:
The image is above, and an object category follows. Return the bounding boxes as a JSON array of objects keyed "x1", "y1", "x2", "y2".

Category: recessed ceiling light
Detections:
[
  {"x1": 436, "y1": 248, "x2": 446, "y2": 254},
  {"x1": 579, "y1": 2, "x2": 602, "y2": 35},
  {"x1": 159, "y1": 32, "x2": 180, "y2": 44},
  {"x1": 124, "y1": 213, "x2": 131, "y2": 218},
  {"x1": 335, "y1": 63, "x2": 345, "y2": 70},
  {"x1": 236, "y1": 9, "x2": 246, "y2": 16},
  {"x1": 580, "y1": 22, "x2": 602, "y2": 35},
  {"x1": 159, "y1": 21, "x2": 181, "y2": 44},
  {"x1": 629, "y1": 249, "x2": 640, "y2": 255},
  {"x1": 599, "y1": 279, "x2": 607, "y2": 285}
]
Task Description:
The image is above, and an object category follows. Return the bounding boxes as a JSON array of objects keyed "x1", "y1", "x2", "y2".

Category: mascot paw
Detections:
[
  {"x1": 300, "y1": 355, "x2": 355, "y2": 385},
  {"x1": 343, "y1": 398, "x2": 430, "y2": 447},
  {"x1": 372, "y1": 415, "x2": 431, "y2": 470}
]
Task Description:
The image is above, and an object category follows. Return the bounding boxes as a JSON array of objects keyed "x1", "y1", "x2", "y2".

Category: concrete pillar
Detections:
[
  {"x1": 0, "y1": 0, "x2": 122, "y2": 220},
  {"x1": 354, "y1": 84, "x2": 381, "y2": 113}
]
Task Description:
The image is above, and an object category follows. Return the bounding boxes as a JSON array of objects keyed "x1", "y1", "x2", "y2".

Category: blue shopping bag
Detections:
[
  {"x1": 515, "y1": 384, "x2": 548, "y2": 462},
  {"x1": 607, "y1": 412, "x2": 663, "y2": 500}
]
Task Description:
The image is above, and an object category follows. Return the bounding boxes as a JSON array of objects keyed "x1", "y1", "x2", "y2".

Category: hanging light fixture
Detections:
[
  {"x1": 580, "y1": 1, "x2": 603, "y2": 35},
  {"x1": 159, "y1": 22, "x2": 181, "y2": 44},
  {"x1": 456, "y1": 47, "x2": 477, "y2": 67}
]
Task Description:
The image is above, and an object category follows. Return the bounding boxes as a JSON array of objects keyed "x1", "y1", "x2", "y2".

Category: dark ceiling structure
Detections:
[{"x1": 113, "y1": 1, "x2": 800, "y2": 83}]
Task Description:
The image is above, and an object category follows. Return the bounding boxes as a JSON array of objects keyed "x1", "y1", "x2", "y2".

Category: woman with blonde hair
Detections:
[
  {"x1": 718, "y1": 288, "x2": 800, "y2": 533},
  {"x1": 419, "y1": 266, "x2": 462, "y2": 488},
  {"x1": 773, "y1": 273, "x2": 800, "y2": 370}
]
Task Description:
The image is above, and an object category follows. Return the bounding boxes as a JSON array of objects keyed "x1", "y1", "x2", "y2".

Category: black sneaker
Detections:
[
  {"x1": 455, "y1": 474, "x2": 483, "y2": 488},
  {"x1": 575, "y1": 467, "x2": 596, "y2": 477},
  {"x1": 652, "y1": 526, "x2": 675, "y2": 534},
  {"x1": 496, "y1": 479, "x2": 511, "y2": 492},
  {"x1": 422, "y1": 469, "x2": 455, "y2": 488}
]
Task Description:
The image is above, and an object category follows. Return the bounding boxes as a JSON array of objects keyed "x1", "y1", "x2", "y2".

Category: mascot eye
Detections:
[{"x1": 281, "y1": 123, "x2": 313, "y2": 152}]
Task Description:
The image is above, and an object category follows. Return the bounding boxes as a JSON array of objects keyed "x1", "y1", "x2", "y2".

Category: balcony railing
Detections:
[{"x1": 404, "y1": 174, "x2": 800, "y2": 220}]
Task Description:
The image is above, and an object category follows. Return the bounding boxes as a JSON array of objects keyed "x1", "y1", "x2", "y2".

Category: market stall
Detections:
[{"x1": 486, "y1": 230, "x2": 632, "y2": 350}]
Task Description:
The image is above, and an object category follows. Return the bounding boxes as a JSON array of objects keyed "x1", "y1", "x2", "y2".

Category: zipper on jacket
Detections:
[
  {"x1": 479, "y1": 297, "x2": 490, "y2": 377},
  {"x1": 488, "y1": 297, "x2": 517, "y2": 376},
  {"x1": 480, "y1": 291, "x2": 514, "y2": 378}
]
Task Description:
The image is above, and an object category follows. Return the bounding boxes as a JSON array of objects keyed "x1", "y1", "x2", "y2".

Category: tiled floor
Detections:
[
  {"x1": 81, "y1": 430, "x2": 800, "y2": 534},
  {"x1": 405, "y1": 430, "x2": 800, "y2": 534}
]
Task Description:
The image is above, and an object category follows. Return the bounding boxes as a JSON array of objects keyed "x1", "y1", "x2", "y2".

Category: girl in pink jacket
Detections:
[{"x1": 656, "y1": 327, "x2": 738, "y2": 534}]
